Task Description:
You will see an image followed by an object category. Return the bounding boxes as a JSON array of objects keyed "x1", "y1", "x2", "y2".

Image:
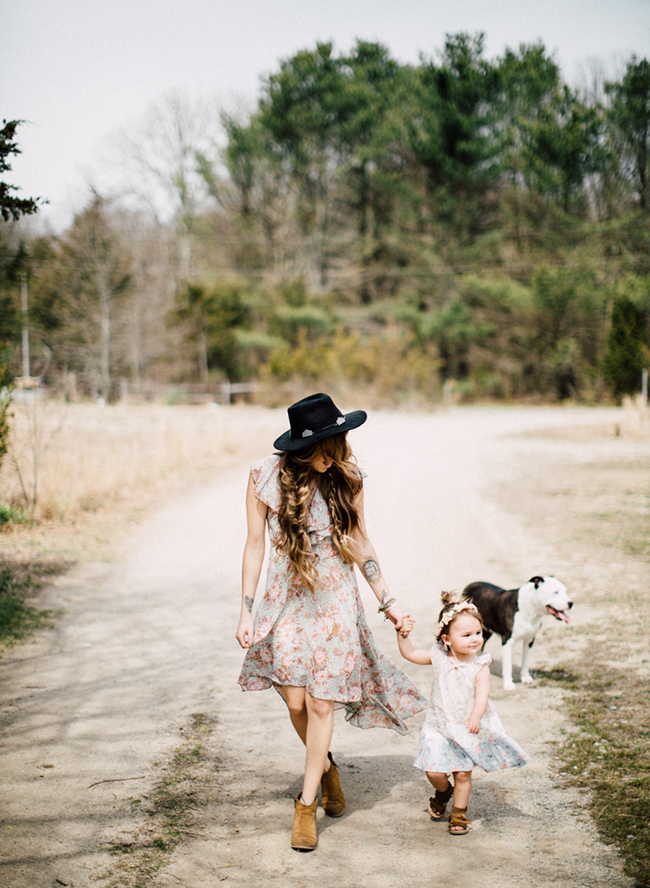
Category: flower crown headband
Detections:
[{"x1": 435, "y1": 600, "x2": 480, "y2": 636}]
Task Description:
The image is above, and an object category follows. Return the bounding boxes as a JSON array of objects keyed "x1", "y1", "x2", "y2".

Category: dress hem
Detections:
[{"x1": 238, "y1": 673, "x2": 425, "y2": 736}]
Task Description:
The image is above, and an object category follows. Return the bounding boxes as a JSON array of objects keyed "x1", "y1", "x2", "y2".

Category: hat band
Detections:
[{"x1": 298, "y1": 415, "x2": 346, "y2": 439}]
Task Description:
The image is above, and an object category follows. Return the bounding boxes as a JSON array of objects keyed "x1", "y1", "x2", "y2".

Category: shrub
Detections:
[{"x1": 602, "y1": 296, "x2": 648, "y2": 401}]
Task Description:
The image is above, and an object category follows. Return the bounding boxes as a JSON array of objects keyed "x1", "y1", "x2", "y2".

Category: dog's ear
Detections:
[{"x1": 529, "y1": 576, "x2": 544, "y2": 589}]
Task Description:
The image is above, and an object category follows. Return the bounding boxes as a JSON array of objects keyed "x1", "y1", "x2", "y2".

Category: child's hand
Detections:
[
  {"x1": 398, "y1": 614, "x2": 415, "y2": 637},
  {"x1": 466, "y1": 713, "x2": 481, "y2": 734}
]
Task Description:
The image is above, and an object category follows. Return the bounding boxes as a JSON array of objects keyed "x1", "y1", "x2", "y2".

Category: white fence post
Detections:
[{"x1": 642, "y1": 368, "x2": 648, "y2": 408}]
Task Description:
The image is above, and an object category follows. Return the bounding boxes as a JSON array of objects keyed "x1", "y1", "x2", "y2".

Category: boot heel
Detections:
[{"x1": 320, "y1": 752, "x2": 346, "y2": 817}]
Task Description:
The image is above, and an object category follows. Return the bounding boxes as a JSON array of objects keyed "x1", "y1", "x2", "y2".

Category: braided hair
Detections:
[{"x1": 277, "y1": 433, "x2": 363, "y2": 591}]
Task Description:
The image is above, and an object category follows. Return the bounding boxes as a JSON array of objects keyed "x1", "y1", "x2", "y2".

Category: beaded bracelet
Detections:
[{"x1": 377, "y1": 598, "x2": 396, "y2": 619}]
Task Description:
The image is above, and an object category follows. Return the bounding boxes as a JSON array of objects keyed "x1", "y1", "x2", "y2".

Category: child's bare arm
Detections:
[
  {"x1": 396, "y1": 615, "x2": 432, "y2": 665},
  {"x1": 466, "y1": 663, "x2": 490, "y2": 733}
]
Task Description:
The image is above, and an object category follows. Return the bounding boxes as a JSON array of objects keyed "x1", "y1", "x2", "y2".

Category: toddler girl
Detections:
[{"x1": 397, "y1": 591, "x2": 531, "y2": 834}]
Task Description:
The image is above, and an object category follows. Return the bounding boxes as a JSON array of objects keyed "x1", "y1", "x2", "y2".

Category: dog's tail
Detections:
[{"x1": 462, "y1": 582, "x2": 481, "y2": 602}]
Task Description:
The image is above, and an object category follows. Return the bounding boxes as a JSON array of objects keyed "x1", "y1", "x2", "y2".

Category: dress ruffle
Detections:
[{"x1": 250, "y1": 454, "x2": 283, "y2": 512}]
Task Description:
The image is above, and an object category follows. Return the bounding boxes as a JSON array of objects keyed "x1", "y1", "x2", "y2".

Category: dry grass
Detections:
[
  {"x1": 493, "y1": 412, "x2": 650, "y2": 887},
  {"x1": 547, "y1": 657, "x2": 650, "y2": 888},
  {"x1": 0, "y1": 398, "x2": 280, "y2": 561}
]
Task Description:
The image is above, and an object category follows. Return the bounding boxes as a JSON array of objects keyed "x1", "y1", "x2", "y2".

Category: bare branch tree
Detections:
[{"x1": 106, "y1": 90, "x2": 222, "y2": 279}]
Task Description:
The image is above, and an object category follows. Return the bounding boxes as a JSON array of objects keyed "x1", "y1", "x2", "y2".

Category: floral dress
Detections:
[
  {"x1": 413, "y1": 642, "x2": 531, "y2": 772},
  {"x1": 237, "y1": 454, "x2": 427, "y2": 734}
]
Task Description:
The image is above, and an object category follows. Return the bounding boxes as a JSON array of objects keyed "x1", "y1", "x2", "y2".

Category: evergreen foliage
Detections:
[
  {"x1": 602, "y1": 296, "x2": 649, "y2": 401},
  {"x1": 3, "y1": 36, "x2": 649, "y2": 404},
  {"x1": 0, "y1": 121, "x2": 43, "y2": 222}
]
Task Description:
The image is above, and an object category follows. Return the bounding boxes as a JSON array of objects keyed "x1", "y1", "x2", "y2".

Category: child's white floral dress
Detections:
[
  {"x1": 238, "y1": 454, "x2": 427, "y2": 734},
  {"x1": 413, "y1": 642, "x2": 531, "y2": 772}
]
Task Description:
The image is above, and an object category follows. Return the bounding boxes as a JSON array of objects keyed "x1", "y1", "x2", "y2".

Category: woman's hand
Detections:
[
  {"x1": 236, "y1": 613, "x2": 254, "y2": 649},
  {"x1": 385, "y1": 604, "x2": 405, "y2": 630}
]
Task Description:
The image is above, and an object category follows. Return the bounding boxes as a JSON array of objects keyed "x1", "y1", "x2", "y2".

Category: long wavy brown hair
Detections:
[{"x1": 277, "y1": 433, "x2": 363, "y2": 591}]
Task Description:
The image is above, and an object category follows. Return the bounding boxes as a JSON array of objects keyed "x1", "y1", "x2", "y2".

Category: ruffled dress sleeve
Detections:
[
  {"x1": 250, "y1": 454, "x2": 282, "y2": 512},
  {"x1": 474, "y1": 651, "x2": 492, "y2": 670},
  {"x1": 430, "y1": 640, "x2": 448, "y2": 668}
]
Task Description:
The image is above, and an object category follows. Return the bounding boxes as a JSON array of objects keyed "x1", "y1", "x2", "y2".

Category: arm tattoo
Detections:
[
  {"x1": 244, "y1": 595, "x2": 254, "y2": 614},
  {"x1": 362, "y1": 558, "x2": 381, "y2": 585}
]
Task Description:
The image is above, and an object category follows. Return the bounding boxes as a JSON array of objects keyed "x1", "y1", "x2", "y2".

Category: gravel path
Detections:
[{"x1": 0, "y1": 405, "x2": 639, "y2": 888}]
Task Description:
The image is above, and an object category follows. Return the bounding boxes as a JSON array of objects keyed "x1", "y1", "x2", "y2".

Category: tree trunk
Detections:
[{"x1": 99, "y1": 272, "x2": 111, "y2": 400}]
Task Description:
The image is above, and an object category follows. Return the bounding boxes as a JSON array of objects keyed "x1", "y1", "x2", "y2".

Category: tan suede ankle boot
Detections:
[
  {"x1": 320, "y1": 752, "x2": 346, "y2": 817},
  {"x1": 291, "y1": 793, "x2": 318, "y2": 850}
]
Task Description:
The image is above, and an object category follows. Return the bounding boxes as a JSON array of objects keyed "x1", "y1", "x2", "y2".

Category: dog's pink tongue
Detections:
[{"x1": 547, "y1": 606, "x2": 570, "y2": 624}]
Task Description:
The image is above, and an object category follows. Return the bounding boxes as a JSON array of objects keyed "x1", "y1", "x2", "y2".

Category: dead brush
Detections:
[{"x1": 0, "y1": 399, "x2": 273, "y2": 524}]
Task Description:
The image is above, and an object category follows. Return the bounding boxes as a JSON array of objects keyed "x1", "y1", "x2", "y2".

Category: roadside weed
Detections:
[
  {"x1": 103, "y1": 712, "x2": 217, "y2": 887},
  {"x1": 0, "y1": 560, "x2": 67, "y2": 646},
  {"x1": 544, "y1": 656, "x2": 650, "y2": 887}
]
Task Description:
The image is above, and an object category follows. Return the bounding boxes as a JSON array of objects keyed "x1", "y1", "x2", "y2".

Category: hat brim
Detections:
[{"x1": 273, "y1": 410, "x2": 367, "y2": 452}]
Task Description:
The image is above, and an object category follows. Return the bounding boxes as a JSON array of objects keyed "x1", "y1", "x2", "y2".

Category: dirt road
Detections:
[{"x1": 0, "y1": 405, "x2": 643, "y2": 888}]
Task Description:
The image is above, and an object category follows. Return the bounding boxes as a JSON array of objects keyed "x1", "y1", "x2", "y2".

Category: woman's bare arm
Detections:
[
  {"x1": 235, "y1": 473, "x2": 268, "y2": 649},
  {"x1": 351, "y1": 486, "x2": 405, "y2": 629}
]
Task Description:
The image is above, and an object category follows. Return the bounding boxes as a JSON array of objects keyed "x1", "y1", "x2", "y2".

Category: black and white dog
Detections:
[{"x1": 462, "y1": 576, "x2": 572, "y2": 690}]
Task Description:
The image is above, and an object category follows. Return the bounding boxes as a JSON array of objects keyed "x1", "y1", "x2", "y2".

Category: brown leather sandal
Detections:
[
  {"x1": 427, "y1": 778, "x2": 454, "y2": 820},
  {"x1": 448, "y1": 806, "x2": 471, "y2": 835}
]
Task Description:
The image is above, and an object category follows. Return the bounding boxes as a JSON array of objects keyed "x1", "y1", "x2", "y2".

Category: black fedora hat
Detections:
[{"x1": 273, "y1": 393, "x2": 367, "y2": 451}]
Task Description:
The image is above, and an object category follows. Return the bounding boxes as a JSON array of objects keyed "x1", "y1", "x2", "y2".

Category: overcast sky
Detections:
[{"x1": 2, "y1": 0, "x2": 649, "y2": 230}]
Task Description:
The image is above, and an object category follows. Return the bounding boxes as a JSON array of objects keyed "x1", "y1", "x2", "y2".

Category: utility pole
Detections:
[{"x1": 21, "y1": 272, "x2": 30, "y2": 378}]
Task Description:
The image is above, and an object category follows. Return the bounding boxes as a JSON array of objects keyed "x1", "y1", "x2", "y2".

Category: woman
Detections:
[{"x1": 236, "y1": 393, "x2": 426, "y2": 850}]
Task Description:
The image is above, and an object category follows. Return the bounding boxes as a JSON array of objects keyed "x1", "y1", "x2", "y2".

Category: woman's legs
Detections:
[
  {"x1": 283, "y1": 686, "x2": 335, "y2": 806},
  {"x1": 285, "y1": 686, "x2": 309, "y2": 742}
]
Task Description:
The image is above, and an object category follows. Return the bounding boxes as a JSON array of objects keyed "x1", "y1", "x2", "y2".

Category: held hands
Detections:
[
  {"x1": 385, "y1": 604, "x2": 405, "y2": 630},
  {"x1": 235, "y1": 613, "x2": 254, "y2": 649},
  {"x1": 396, "y1": 613, "x2": 415, "y2": 638}
]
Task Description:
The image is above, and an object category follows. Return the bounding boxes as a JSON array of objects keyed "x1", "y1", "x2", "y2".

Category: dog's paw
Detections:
[
  {"x1": 503, "y1": 680, "x2": 516, "y2": 691},
  {"x1": 521, "y1": 673, "x2": 534, "y2": 684}
]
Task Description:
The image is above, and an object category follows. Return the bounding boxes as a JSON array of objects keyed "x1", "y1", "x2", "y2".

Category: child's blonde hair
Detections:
[{"x1": 435, "y1": 590, "x2": 484, "y2": 640}]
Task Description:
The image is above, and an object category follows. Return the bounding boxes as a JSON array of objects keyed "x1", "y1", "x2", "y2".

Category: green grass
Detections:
[
  {"x1": 0, "y1": 503, "x2": 31, "y2": 527},
  {"x1": 0, "y1": 560, "x2": 69, "y2": 646},
  {"x1": 540, "y1": 655, "x2": 650, "y2": 887}
]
